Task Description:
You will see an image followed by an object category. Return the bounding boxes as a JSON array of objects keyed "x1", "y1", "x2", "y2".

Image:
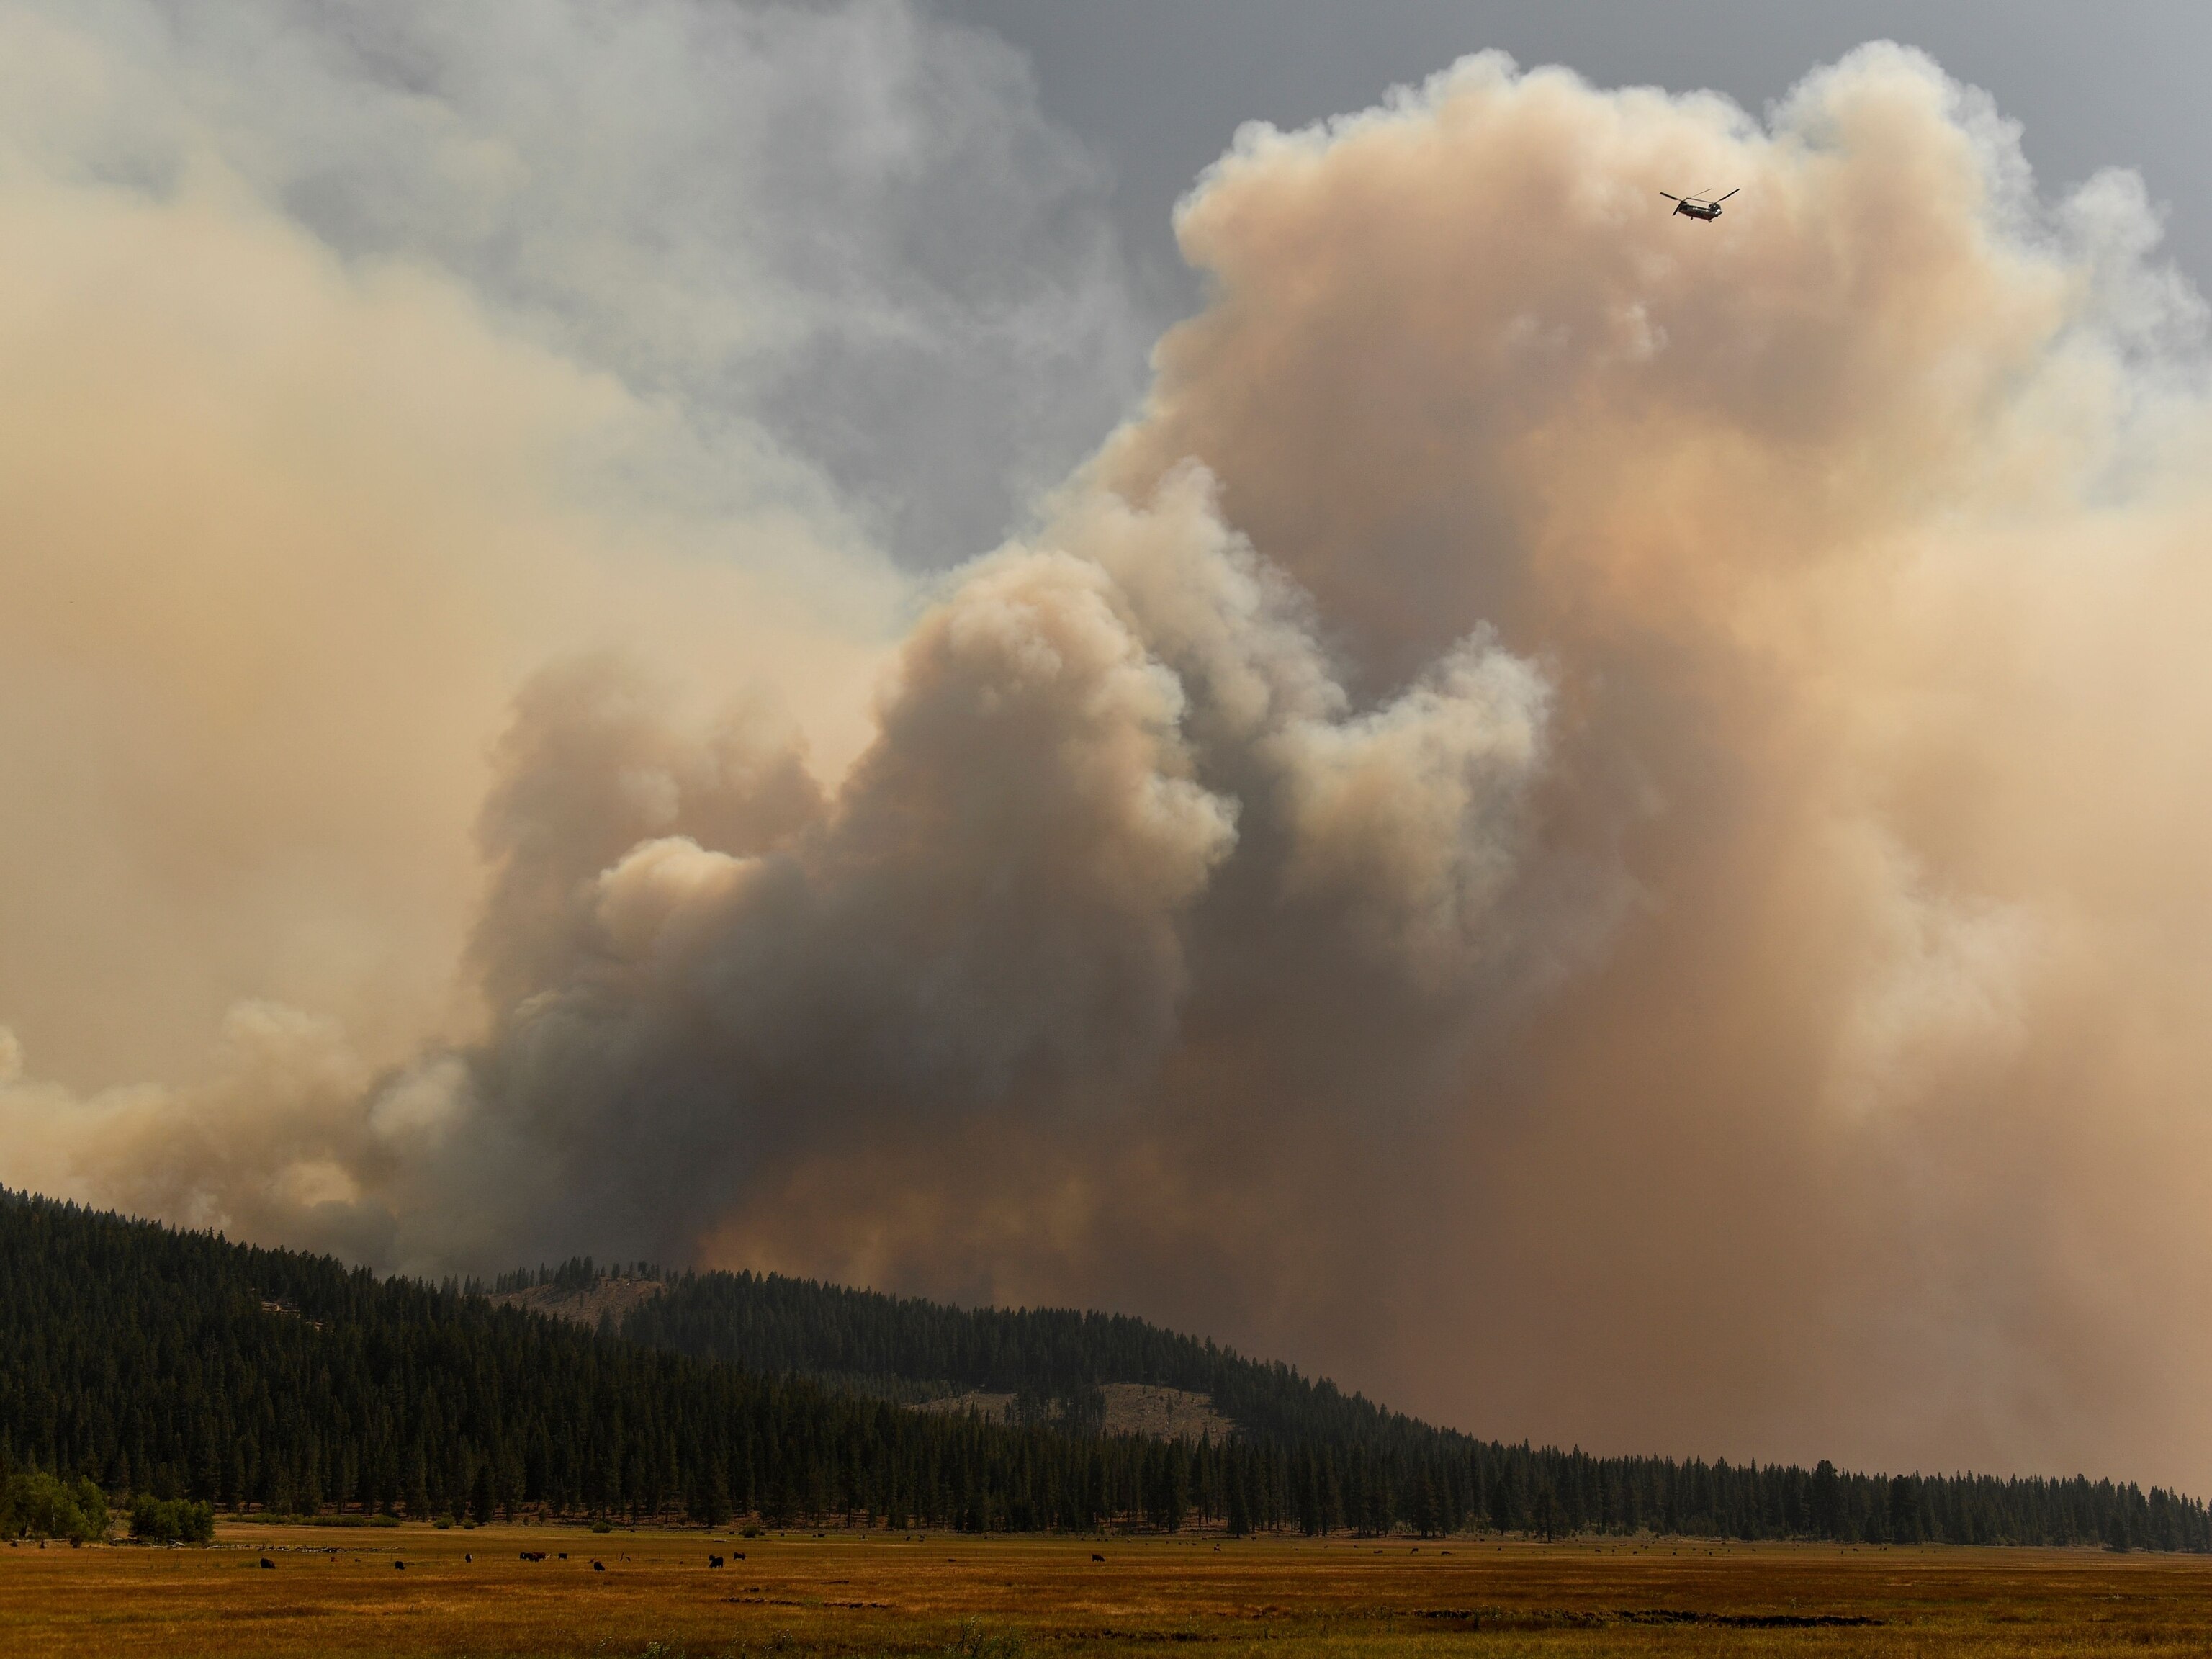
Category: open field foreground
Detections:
[{"x1": 6, "y1": 1527, "x2": 2212, "y2": 1659}]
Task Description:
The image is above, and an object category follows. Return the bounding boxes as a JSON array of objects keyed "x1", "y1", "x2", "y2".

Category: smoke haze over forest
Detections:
[{"x1": 6, "y1": 1, "x2": 2212, "y2": 1503}]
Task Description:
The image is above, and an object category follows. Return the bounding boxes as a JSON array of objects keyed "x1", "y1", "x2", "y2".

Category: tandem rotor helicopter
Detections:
[{"x1": 1661, "y1": 186, "x2": 1737, "y2": 221}]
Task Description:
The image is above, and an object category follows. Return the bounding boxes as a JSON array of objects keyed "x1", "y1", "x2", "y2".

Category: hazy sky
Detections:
[
  {"x1": 946, "y1": 2, "x2": 2212, "y2": 322},
  {"x1": 7, "y1": 1, "x2": 2212, "y2": 1496}
]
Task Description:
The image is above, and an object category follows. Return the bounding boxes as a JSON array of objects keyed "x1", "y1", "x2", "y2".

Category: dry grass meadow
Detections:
[{"x1": 6, "y1": 1523, "x2": 2212, "y2": 1658}]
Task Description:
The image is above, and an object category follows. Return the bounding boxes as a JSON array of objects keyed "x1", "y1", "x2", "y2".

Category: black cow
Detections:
[
  {"x1": 709, "y1": 1555, "x2": 724, "y2": 1568},
  {"x1": 259, "y1": 1557, "x2": 275, "y2": 1569}
]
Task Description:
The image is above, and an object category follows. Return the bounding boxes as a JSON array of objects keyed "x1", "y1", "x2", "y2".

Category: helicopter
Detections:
[{"x1": 1661, "y1": 187, "x2": 1737, "y2": 222}]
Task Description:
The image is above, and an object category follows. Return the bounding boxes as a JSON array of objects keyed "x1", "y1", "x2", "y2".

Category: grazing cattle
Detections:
[
  {"x1": 1092, "y1": 1553, "x2": 1106, "y2": 1563},
  {"x1": 709, "y1": 1555, "x2": 724, "y2": 1568},
  {"x1": 394, "y1": 1560, "x2": 405, "y2": 1571},
  {"x1": 464, "y1": 1553, "x2": 472, "y2": 1563},
  {"x1": 259, "y1": 1557, "x2": 274, "y2": 1569},
  {"x1": 558, "y1": 1552, "x2": 568, "y2": 1560},
  {"x1": 592, "y1": 1560, "x2": 606, "y2": 1572},
  {"x1": 520, "y1": 1551, "x2": 547, "y2": 1561},
  {"x1": 734, "y1": 1552, "x2": 746, "y2": 1560}
]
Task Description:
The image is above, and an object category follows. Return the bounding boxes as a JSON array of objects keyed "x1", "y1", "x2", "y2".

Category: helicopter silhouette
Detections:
[{"x1": 1661, "y1": 187, "x2": 1737, "y2": 222}]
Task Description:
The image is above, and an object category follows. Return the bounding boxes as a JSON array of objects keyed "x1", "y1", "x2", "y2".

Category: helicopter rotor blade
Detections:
[
  {"x1": 1715, "y1": 188, "x2": 1739, "y2": 203},
  {"x1": 1660, "y1": 192, "x2": 1682, "y2": 202}
]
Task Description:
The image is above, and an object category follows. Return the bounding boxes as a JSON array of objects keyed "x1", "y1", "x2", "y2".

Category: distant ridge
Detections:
[
  {"x1": 521, "y1": 1259, "x2": 1430, "y2": 1451},
  {"x1": 4, "y1": 1190, "x2": 2206, "y2": 1549},
  {"x1": 520, "y1": 1253, "x2": 2212, "y2": 1551}
]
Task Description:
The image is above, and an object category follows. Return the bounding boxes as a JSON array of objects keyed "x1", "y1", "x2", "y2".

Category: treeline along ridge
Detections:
[{"x1": 3, "y1": 1191, "x2": 2204, "y2": 1549}]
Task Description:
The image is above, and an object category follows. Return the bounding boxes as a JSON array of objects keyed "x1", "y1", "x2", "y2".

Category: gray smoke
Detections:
[{"x1": 11, "y1": 19, "x2": 2212, "y2": 1498}]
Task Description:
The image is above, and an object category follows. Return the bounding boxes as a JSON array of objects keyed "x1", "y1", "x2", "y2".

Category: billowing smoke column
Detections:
[
  {"x1": 442, "y1": 475, "x2": 1550, "y2": 1272},
  {"x1": 9, "y1": 19, "x2": 2212, "y2": 1494}
]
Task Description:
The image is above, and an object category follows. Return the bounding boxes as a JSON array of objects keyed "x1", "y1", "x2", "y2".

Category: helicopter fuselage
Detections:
[{"x1": 1673, "y1": 201, "x2": 1722, "y2": 220}]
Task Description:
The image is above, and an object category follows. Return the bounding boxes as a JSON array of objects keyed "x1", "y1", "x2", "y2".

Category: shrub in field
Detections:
[
  {"x1": 0, "y1": 1472, "x2": 109, "y2": 1542},
  {"x1": 945, "y1": 1619, "x2": 1028, "y2": 1659},
  {"x1": 129, "y1": 1494, "x2": 215, "y2": 1543}
]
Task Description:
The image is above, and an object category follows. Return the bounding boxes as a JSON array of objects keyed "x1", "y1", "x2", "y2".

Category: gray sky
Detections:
[{"x1": 940, "y1": 1, "x2": 2212, "y2": 324}]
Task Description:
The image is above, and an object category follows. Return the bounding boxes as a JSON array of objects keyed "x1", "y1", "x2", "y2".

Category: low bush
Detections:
[{"x1": 945, "y1": 1619, "x2": 1028, "y2": 1659}]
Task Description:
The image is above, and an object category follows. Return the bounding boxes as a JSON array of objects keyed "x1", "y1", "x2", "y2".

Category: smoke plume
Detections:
[{"x1": 9, "y1": 15, "x2": 2212, "y2": 1494}]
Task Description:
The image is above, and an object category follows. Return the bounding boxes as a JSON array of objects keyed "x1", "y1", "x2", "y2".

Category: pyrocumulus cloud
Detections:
[{"x1": 7, "y1": 14, "x2": 2212, "y2": 1498}]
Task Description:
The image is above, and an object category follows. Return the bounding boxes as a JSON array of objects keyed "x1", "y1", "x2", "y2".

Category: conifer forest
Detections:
[{"x1": 3, "y1": 1190, "x2": 2203, "y2": 1551}]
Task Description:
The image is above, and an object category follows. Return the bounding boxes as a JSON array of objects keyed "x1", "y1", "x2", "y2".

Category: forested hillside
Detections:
[
  {"x1": 610, "y1": 1264, "x2": 1426, "y2": 1452},
  {"x1": 580, "y1": 1259, "x2": 2212, "y2": 1552},
  {"x1": 4, "y1": 1191, "x2": 2208, "y2": 1550}
]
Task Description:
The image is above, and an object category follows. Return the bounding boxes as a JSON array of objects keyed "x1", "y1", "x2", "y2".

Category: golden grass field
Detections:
[{"x1": 6, "y1": 1523, "x2": 2212, "y2": 1658}]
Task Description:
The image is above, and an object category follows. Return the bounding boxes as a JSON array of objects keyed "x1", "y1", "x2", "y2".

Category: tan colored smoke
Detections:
[
  {"x1": 0, "y1": 144, "x2": 894, "y2": 1091},
  {"x1": 1070, "y1": 45, "x2": 2212, "y2": 1486},
  {"x1": 10, "y1": 32, "x2": 2212, "y2": 1496}
]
